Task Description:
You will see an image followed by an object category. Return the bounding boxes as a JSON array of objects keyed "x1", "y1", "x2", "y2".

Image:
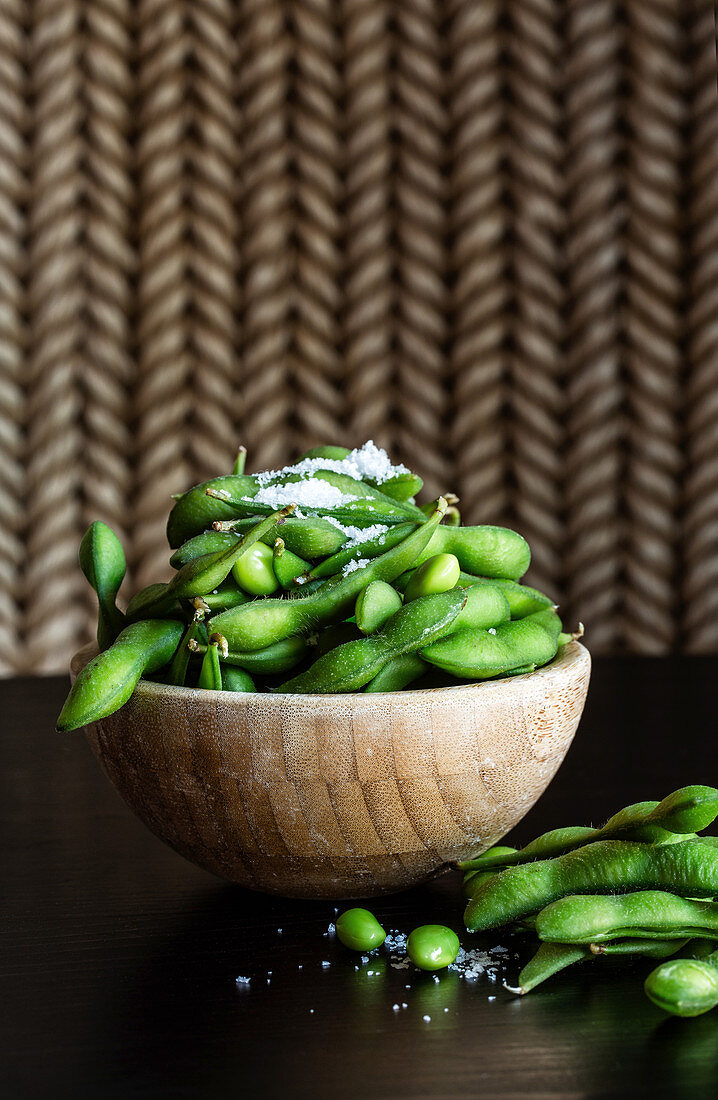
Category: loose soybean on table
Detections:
[{"x1": 3, "y1": 658, "x2": 718, "y2": 1099}]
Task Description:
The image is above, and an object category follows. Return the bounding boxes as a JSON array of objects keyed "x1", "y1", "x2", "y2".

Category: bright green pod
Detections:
[
  {"x1": 355, "y1": 580, "x2": 402, "y2": 634},
  {"x1": 306, "y1": 523, "x2": 416, "y2": 581},
  {"x1": 456, "y1": 573, "x2": 555, "y2": 619},
  {"x1": 642, "y1": 786, "x2": 718, "y2": 835},
  {"x1": 211, "y1": 500, "x2": 448, "y2": 652},
  {"x1": 592, "y1": 939, "x2": 688, "y2": 958},
  {"x1": 462, "y1": 868, "x2": 500, "y2": 898},
  {"x1": 193, "y1": 636, "x2": 308, "y2": 675},
  {"x1": 198, "y1": 640, "x2": 223, "y2": 690},
  {"x1": 407, "y1": 925, "x2": 460, "y2": 971},
  {"x1": 364, "y1": 654, "x2": 427, "y2": 693},
  {"x1": 170, "y1": 519, "x2": 347, "y2": 567},
  {"x1": 79, "y1": 521, "x2": 127, "y2": 649},
  {"x1": 196, "y1": 580, "x2": 250, "y2": 612},
  {"x1": 465, "y1": 839, "x2": 718, "y2": 933},
  {"x1": 56, "y1": 619, "x2": 184, "y2": 732},
  {"x1": 404, "y1": 553, "x2": 460, "y2": 601},
  {"x1": 536, "y1": 892, "x2": 718, "y2": 945},
  {"x1": 232, "y1": 541, "x2": 280, "y2": 596},
  {"x1": 278, "y1": 587, "x2": 467, "y2": 694},
  {"x1": 272, "y1": 538, "x2": 309, "y2": 589},
  {"x1": 291, "y1": 446, "x2": 423, "y2": 501},
  {"x1": 128, "y1": 508, "x2": 292, "y2": 620},
  {"x1": 414, "y1": 526, "x2": 531, "y2": 581},
  {"x1": 335, "y1": 908, "x2": 386, "y2": 951},
  {"x1": 513, "y1": 943, "x2": 591, "y2": 994},
  {"x1": 645, "y1": 954, "x2": 718, "y2": 1017},
  {"x1": 421, "y1": 608, "x2": 562, "y2": 680},
  {"x1": 167, "y1": 618, "x2": 207, "y2": 686},
  {"x1": 166, "y1": 474, "x2": 258, "y2": 547},
  {"x1": 221, "y1": 666, "x2": 256, "y2": 693}
]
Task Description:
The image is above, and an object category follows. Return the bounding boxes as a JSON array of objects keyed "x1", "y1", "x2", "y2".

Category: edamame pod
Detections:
[
  {"x1": 195, "y1": 580, "x2": 250, "y2": 612},
  {"x1": 56, "y1": 619, "x2": 184, "y2": 732},
  {"x1": 167, "y1": 619, "x2": 207, "y2": 686},
  {"x1": 166, "y1": 474, "x2": 258, "y2": 547},
  {"x1": 465, "y1": 839, "x2": 718, "y2": 932},
  {"x1": 198, "y1": 638, "x2": 223, "y2": 690},
  {"x1": 512, "y1": 943, "x2": 591, "y2": 994},
  {"x1": 456, "y1": 574, "x2": 555, "y2": 619},
  {"x1": 421, "y1": 608, "x2": 561, "y2": 680},
  {"x1": 79, "y1": 521, "x2": 127, "y2": 649},
  {"x1": 191, "y1": 635, "x2": 309, "y2": 675},
  {"x1": 645, "y1": 952, "x2": 718, "y2": 1017},
  {"x1": 272, "y1": 539, "x2": 309, "y2": 589},
  {"x1": 536, "y1": 891, "x2": 718, "y2": 945},
  {"x1": 211, "y1": 499, "x2": 448, "y2": 651},
  {"x1": 413, "y1": 525, "x2": 531, "y2": 581},
  {"x1": 128, "y1": 507, "x2": 293, "y2": 620},
  {"x1": 306, "y1": 523, "x2": 415, "y2": 581},
  {"x1": 404, "y1": 554, "x2": 460, "y2": 601},
  {"x1": 170, "y1": 518, "x2": 347, "y2": 566},
  {"x1": 221, "y1": 666, "x2": 256, "y2": 692},
  {"x1": 291, "y1": 445, "x2": 423, "y2": 501},
  {"x1": 364, "y1": 654, "x2": 427, "y2": 693},
  {"x1": 277, "y1": 588, "x2": 467, "y2": 694},
  {"x1": 355, "y1": 581, "x2": 402, "y2": 634}
]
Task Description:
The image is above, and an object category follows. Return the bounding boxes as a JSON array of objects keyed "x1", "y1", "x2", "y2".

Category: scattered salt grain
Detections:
[
  {"x1": 488, "y1": 996, "x2": 496, "y2": 1002},
  {"x1": 488, "y1": 627, "x2": 497, "y2": 635},
  {"x1": 258, "y1": 441, "x2": 410, "y2": 489},
  {"x1": 235, "y1": 976, "x2": 251, "y2": 986},
  {"x1": 423, "y1": 1015, "x2": 431, "y2": 1023},
  {"x1": 392, "y1": 1004, "x2": 400, "y2": 1012},
  {"x1": 277, "y1": 928, "x2": 283, "y2": 935},
  {"x1": 321, "y1": 961, "x2": 331, "y2": 969},
  {"x1": 324, "y1": 923, "x2": 336, "y2": 937},
  {"x1": 384, "y1": 931, "x2": 408, "y2": 953},
  {"x1": 444, "y1": 1008, "x2": 449, "y2": 1013},
  {"x1": 402, "y1": 1003, "x2": 408, "y2": 1009},
  {"x1": 342, "y1": 558, "x2": 368, "y2": 576},
  {"x1": 252, "y1": 480, "x2": 356, "y2": 512},
  {"x1": 310, "y1": 1009, "x2": 314, "y2": 1014}
]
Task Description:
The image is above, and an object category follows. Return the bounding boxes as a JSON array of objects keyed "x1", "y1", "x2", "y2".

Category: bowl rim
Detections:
[{"x1": 71, "y1": 639, "x2": 590, "y2": 705}]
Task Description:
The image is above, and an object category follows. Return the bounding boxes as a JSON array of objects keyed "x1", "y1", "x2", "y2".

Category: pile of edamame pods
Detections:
[
  {"x1": 460, "y1": 784, "x2": 718, "y2": 1016},
  {"x1": 57, "y1": 441, "x2": 575, "y2": 731}
]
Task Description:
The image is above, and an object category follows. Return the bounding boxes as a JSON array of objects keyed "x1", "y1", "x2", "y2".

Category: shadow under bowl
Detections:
[{"x1": 72, "y1": 641, "x2": 591, "y2": 899}]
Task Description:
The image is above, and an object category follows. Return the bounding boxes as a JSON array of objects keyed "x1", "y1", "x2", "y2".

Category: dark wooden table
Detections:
[{"x1": 3, "y1": 660, "x2": 718, "y2": 1099}]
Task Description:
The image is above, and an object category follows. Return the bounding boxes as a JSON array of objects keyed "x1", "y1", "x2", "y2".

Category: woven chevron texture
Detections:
[{"x1": 1, "y1": 0, "x2": 717, "y2": 671}]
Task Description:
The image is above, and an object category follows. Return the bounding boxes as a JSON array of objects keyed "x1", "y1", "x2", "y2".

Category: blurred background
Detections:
[{"x1": 1, "y1": 0, "x2": 717, "y2": 672}]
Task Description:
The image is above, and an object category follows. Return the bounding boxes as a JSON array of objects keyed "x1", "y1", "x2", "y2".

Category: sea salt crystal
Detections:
[
  {"x1": 423, "y1": 1015, "x2": 431, "y2": 1023},
  {"x1": 321, "y1": 961, "x2": 331, "y2": 969},
  {"x1": 393, "y1": 1004, "x2": 400, "y2": 1012},
  {"x1": 235, "y1": 976, "x2": 251, "y2": 986},
  {"x1": 384, "y1": 931, "x2": 408, "y2": 953},
  {"x1": 257, "y1": 441, "x2": 410, "y2": 488},
  {"x1": 488, "y1": 627, "x2": 497, "y2": 635},
  {"x1": 252, "y1": 480, "x2": 356, "y2": 512},
  {"x1": 402, "y1": 1003, "x2": 408, "y2": 1009},
  {"x1": 342, "y1": 558, "x2": 368, "y2": 576},
  {"x1": 488, "y1": 996, "x2": 496, "y2": 1002}
]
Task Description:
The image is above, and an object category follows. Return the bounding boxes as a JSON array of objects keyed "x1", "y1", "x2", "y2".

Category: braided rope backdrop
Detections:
[{"x1": 1, "y1": 0, "x2": 717, "y2": 672}]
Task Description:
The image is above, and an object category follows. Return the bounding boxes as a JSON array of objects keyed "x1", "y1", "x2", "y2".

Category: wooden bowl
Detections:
[{"x1": 72, "y1": 641, "x2": 591, "y2": 899}]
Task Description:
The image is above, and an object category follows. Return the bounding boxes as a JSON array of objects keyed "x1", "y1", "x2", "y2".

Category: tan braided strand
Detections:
[
  {"x1": 23, "y1": 0, "x2": 86, "y2": 671},
  {"x1": 0, "y1": 0, "x2": 29, "y2": 672},
  {"x1": 237, "y1": 0, "x2": 293, "y2": 471},
  {"x1": 623, "y1": 0, "x2": 686, "y2": 653},
  {"x1": 506, "y1": 0, "x2": 566, "y2": 598},
  {"x1": 289, "y1": 0, "x2": 344, "y2": 452},
  {"x1": 186, "y1": 0, "x2": 241, "y2": 480},
  {"x1": 447, "y1": 0, "x2": 508, "y2": 526},
  {"x1": 80, "y1": 0, "x2": 134, "y2": 559},
  {"x1": 393, "y1": 0, "x2": 451, "y2": 499},
  {"x1": 563, "y1": 0, "x2": 623, "y2": 652},
  {"x1": 683, "y1": 0, "x2": 718, "y2": 652},
  {"x1": 342, "y1": 0, "x2": 395, "y2": 450},
  {"x1": 134, "y1": 0, "x2": 191, "y2": 586}
]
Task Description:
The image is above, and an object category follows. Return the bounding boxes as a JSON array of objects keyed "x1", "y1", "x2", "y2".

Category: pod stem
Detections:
[{"x1": 232, "y1": 445, "x2": 247, "y2": 475}]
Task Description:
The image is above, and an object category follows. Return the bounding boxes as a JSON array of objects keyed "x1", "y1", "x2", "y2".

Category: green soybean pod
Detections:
[
  {"x1": 404, "y1": 553, "x2": 461, "y2": 601},
  {"x1": 211, "y1": 499, "x2": 448, "y2": 652},
  {"x1": 645, "y1": 953, "x2": 718, "y2": 1017},
  {"x1": 412, "y1": 525, "x2": 531, "y2": 581},
  {"x1": 195, "y1": 581, "x2": 250, "y2": 612},
  {"x1": 459, "y1": 828, "x2": 601, "y2": 872},
  {"x1": 277, "y1": 587, "x2": 467, "y2": 694},
  {"x1": 511, "y1": 943, "x2": 592, "y2": 994},
  {"x1": 293, "y1": 445, "x2": 350, "y2": 462},
  {"x1": 457, "y1": 573, "x2": 555, "y2": 619},
  {"x1": 198, "y1": 639, "x2": 223, "y2": 690},
  {"x1": 464, "y1": 839, "x2": 718, "y2": 933},
  {"x1": 536, "y1": 892, "x2": 718, "y2": 945},
  {"x1": 314, "y1": 621, "x2": 363, "y2": 656},
  {"x1": 306, "y1": 523, "x2": 415, "y2": 581},
  {"x1": 56, "y1": 619, "x2": 184, "y2": 732},
  {"x1": 336, "y1": 908, "x2": 386, "y2": 951},
  {"x1": 221, "y1": 666, "x2": 256, "y2": 693},
  {"x1": 128, "y1": 507, "x2": 293, "y2": 620},
  {"x1": 272, "y1": 538, "x2": 309, "y2": 589},
  {"x1": 462, "y1": 868, "x2": 500, "y2": 898},
  {"x1": 167, "y1": 618, "x2": 207, "y2": 686},
  {"x1": 364, "y1": 654, "x2": 427, "y2": 693},
  {"x1": 421, "y1": 608, "x2": 562, "y2": 680},
  {"x1": 407, "y1": 925, "x2": 460, "y2": 971},
  {"x1": 192, "y1": 635, "x2": 308, "y2": 675},
  {"x1": 449, "y1": 585, "x2": 511, "y2": 631},
  {"x1": 232, "y1": 540, "x2": 280, "y2": 596},
  {"x1": 355, "y1": 580, "x2": 402, "y2": 634},
  {"x1": 642, "y1": 786, "x2": 718, "y2": 835},
  {"x1": 79, "y1": 521, "x2": 127, "y2": 649},
  {"x1": 591, "y1": 939, "x2": 689, "y2": 958},
  {"x1": 166, "y1": 473, "x2": 259, "y2": 547},
  {"x1": 170, "y1": 519, "x2": 347, "y2": 566},
  {"x1": 292, "y1": 446, "x2": 423, "y2": 502}
]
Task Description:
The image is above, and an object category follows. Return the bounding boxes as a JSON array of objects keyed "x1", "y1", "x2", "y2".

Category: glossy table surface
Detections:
[{"x1": 3, "y1": 660, "x2": 718, "y2": 1099}]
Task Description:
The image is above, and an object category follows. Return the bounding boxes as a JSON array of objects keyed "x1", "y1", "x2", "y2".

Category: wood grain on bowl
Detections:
[{"x1": 72, "y1": 642, "x2": 591, "y2": 898}]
